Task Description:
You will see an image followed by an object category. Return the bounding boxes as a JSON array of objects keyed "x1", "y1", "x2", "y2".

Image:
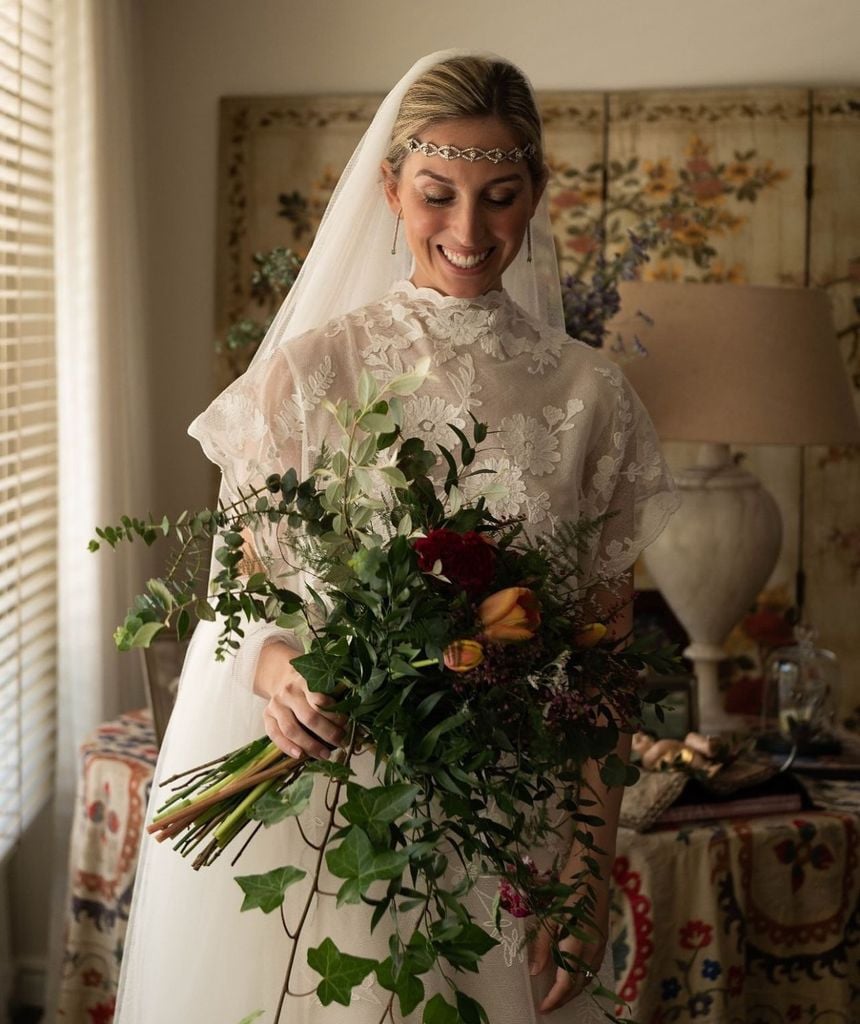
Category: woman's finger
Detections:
[
  {"x1": 264, "y1": 704, "x2": 330, "y2": 760},
  {"x1": 262, "y1": 707, "x2": 304, "y2": 760},
  {"x1": 537, "y1": 968, "x2": 585, "y2": 1014},
  {"x1": 293, "y1": 699, "x2": 346, "y2": 748}
]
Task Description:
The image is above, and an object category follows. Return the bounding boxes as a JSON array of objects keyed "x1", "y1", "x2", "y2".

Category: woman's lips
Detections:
[{"x1": 439, "y1": 245, "x2": 493, "y2": 271}]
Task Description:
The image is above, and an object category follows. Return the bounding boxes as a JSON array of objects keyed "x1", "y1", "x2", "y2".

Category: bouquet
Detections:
[{"x1": 94, "y1": 361, "x2": 676, "y2": 1023}]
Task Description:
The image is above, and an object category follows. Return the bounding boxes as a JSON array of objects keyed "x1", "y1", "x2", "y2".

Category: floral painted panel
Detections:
[
  {"x1": 538, "y1": 91, "x2": 605, "y2": 276},
  {"x1": 215, "y1": 85, "x2": 859, "y2": 713},
  {"x1": 217, "y1": 94, "x2": 383, "y2": 333},
  {"x1": 604, "y1": 88, "x2": 810, "y2": 596},
  {"x1": 807, "y1": 88, "x2": 860, "y2": 714}
]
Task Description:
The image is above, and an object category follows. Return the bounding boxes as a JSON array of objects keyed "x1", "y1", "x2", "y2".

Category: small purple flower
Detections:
[
  {"x1": 701, "y1": 958, "x2": 721, "y2": 980},
  {"x1": 561, "y1": 225, "x2": 662, "y2": 348},
  {"x1": 661, "y1": 977, "x2": 681, "y2": 1000}
]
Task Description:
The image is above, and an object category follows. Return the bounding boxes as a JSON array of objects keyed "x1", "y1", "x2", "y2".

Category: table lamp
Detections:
[{"x1": 606, "y1": 282, "x2": 860, "y2": 733}]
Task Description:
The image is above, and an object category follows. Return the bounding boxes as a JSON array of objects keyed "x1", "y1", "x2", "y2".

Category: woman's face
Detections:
[{"x1": 383, "y1": 116, "x2": 545, "y2": 298}]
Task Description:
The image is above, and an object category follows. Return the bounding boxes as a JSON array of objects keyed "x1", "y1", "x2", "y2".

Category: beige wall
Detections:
[
  {"x1": 14, "y1": 0, "x2": 859, "y2": 1002},
  {"x1": 135, "y1": 0, "x2": 860, "y2": 517}
]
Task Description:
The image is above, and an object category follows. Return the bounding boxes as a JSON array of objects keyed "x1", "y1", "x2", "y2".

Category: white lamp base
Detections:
[{"x1": 644, "y1": 443, "x2": 783, "y2": 734}]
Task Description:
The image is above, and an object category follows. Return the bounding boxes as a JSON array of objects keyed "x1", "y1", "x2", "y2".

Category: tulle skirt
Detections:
[{"x1": 115, "y1": 621, "x2": 614, "y2": 1024}]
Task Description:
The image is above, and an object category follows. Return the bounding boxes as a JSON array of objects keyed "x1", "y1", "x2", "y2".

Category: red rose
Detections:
[{"x1": 413, "y1": 529, "x2": 496, "y2": 596}]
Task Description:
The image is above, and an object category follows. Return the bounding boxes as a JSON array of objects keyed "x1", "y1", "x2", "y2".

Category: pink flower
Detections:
[
  {"x1": 499, "y1": 878, "x2": 532, "y2": 918},
  {"x1": 498, "y1": 857, "x2": 551, "y2": 918}
]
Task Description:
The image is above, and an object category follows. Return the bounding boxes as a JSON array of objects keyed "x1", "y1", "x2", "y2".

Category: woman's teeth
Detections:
[{"x1": 440, "y1": 247, "x2": 491, "y2": 269}]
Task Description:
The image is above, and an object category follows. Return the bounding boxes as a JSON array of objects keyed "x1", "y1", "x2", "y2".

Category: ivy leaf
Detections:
[
  {"x1": 292, "y1": 639, "x2": 348, "y2": 694},
  {"x1": 251, "y1": 773, "x2": 314, "y2": 825},
  {"x1": 423, "y1": 994, "x2": 460, "y2": 1024},
  {"x1": 235, "y1": 1013, "x2": 264, "y2": 1024},
  {"x1": 307, "y1": 937, "x2": 377, "y2": 1006},
  {"x1": 340, "y1": 783, "x2": 420, "y2": 830},
  {"x1": 325, "y1": 827, "x2": 409, "y2": 906},
  {"x1": 376, "y1": 956, "x2": 425, "y2": 1016},
  {"x1": 456, "y1": 991, "x2": 489, "y2": 1024},
  {"x1": 235, "y1": 865, "x2": 306, "y2": 914}
]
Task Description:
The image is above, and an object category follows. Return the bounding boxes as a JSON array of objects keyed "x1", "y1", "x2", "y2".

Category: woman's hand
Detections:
[
  {"x1": 528, "y1": 908, "x2": 606, "y2": 1014},
  {"x1": 254, "y1": 641, "x2": 345, "y2": 760}
]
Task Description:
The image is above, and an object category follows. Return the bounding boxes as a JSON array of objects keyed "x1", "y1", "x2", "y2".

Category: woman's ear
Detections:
[{"x1": 380, "y1": 161, "x2": 401, "y2": 215}]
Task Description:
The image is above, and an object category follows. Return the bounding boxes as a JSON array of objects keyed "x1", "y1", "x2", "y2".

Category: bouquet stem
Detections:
[{"x1": 147, "y1": 737, "x2": 304, "y2": 867}]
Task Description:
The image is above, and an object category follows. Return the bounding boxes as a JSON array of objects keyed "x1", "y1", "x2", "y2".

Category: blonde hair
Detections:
[{"x1": 386, "y1": 56, "x2": 544, "y2": 185}]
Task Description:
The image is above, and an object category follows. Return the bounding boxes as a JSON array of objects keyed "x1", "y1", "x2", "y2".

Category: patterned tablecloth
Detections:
[
  {"x1": 56, "y1": 709, "x2": 158, "y2": 1023},
  {"x1": 56, "y1": 712, "x2": 860, "y2": 1024},
  {"x1": 611, "y1": 785, "x2": 860, "y2": 1024}
]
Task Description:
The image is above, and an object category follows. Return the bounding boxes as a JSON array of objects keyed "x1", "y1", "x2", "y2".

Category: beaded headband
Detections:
[{"x1": 405, "y1": 137, "x2": 537, "y2": 165}]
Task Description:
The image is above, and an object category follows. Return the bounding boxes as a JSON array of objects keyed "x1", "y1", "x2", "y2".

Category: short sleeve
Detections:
[
  {"x1": 579, "y1": 364, "x2": 680, "y2": 582},
  {"x1": 188, "y1": 345, "x2": 306, "y2": 504},
  {"x1": 187, "y1": 344, "x2": 311, "y2": 690}
]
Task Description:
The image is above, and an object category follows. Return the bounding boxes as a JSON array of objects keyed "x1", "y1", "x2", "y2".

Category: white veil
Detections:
[
  {"x1": 190, "y1": 48, "x2": 562, "y2": 454},
  {"x1": 184, "y1": 46, "x2": 566, "y2": 687},
  {"x1": 117, "y1": 54, "x2": 619, "y2": 1024}
]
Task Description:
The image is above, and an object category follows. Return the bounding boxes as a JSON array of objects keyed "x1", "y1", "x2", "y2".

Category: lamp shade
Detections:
[{"x1": 606, "y1": 282, "x2": 860, "y2": 446}]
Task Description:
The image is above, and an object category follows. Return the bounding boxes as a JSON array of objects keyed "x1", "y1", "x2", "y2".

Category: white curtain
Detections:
[{"x1": 44, "y1": 0, "x2": 152, "y2": 1014}]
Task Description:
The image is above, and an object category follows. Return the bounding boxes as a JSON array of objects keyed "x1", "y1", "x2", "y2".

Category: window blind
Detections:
[{"x1": 0, "y1": 0, "x2": 56, "y2": 860}]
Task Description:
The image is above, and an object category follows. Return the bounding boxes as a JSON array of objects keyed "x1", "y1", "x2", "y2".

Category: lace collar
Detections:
[
  {"x1": 381, "y1": 277, "x2": 564, "y2": 374},
  {"x1": 388, "y1": 278, "x2": 510, "y2": 316}
]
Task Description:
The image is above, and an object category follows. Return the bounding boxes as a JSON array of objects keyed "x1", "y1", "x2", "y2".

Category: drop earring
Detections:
[
  {"x1": 391, "y1": 211, "x2": 402, "y2": 255},
  {"x1": 526, "y1": 221, "x2": 533, "y2": 263}
]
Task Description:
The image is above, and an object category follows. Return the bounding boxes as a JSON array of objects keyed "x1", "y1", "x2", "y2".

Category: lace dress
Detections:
[{"x1": 115, "y1": 280, "x2": 678, "y2": 1024}]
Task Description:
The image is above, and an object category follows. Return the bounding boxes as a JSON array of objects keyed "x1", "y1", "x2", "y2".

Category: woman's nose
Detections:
[{"x1": 451, "y1": 200, "x2": 485, "y2": 248}]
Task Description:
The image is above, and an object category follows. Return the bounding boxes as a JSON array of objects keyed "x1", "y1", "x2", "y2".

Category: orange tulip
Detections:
[
  {"x1": 443, "y1": 639, "x2": 485, "y2": 673},
  {"x1": 573, "y1": 623, "x2": 607, "y2": 648},
  {"x1": 478, "y1": 587, "x2": 541, "y2": 643}
]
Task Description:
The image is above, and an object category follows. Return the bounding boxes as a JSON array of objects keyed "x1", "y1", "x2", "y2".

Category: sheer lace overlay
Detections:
[
  {"x1": 116, "y1": 283, "x2": 678, "y2": 1024},
  {"x1": 192, "y1": 280, "x2": 679, "y2": 585}
]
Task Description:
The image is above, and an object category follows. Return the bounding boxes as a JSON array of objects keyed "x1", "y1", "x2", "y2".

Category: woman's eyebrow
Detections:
[{"x1": 415, "y1": 169, "x2": 524, "y2": 186}]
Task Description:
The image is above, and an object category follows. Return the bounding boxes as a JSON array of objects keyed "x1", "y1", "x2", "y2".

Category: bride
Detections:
[{"x1": 116, "y1": 50, "x2": 677, "y2": 1023}]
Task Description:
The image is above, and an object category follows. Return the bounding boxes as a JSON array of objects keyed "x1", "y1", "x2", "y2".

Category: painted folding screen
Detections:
[{"x1": 216, "y1": 86, "x2": 860, "y2": 715}]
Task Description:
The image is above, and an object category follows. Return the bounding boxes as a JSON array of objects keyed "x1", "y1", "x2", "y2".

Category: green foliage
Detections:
[
  {"x1": 306, "y1": 938, "x2": 377, "y2": 1006},
  {"x1": 99, "y1": 363, "x2": 680, "y2": 1024},
  {"x1": 235, "y1": 866, "x2": 306, "y2": 914},
  {"x1": 325, "y1": 827, "x2": 410, "y2": 906},
  {"x1": 251, "y1": 774, "x2": 314, "y2": 825}
]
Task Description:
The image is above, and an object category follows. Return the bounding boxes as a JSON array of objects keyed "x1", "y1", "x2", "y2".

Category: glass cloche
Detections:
[{"x1": 764, "y1": 626, "x2": 841, "y2": 754}]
